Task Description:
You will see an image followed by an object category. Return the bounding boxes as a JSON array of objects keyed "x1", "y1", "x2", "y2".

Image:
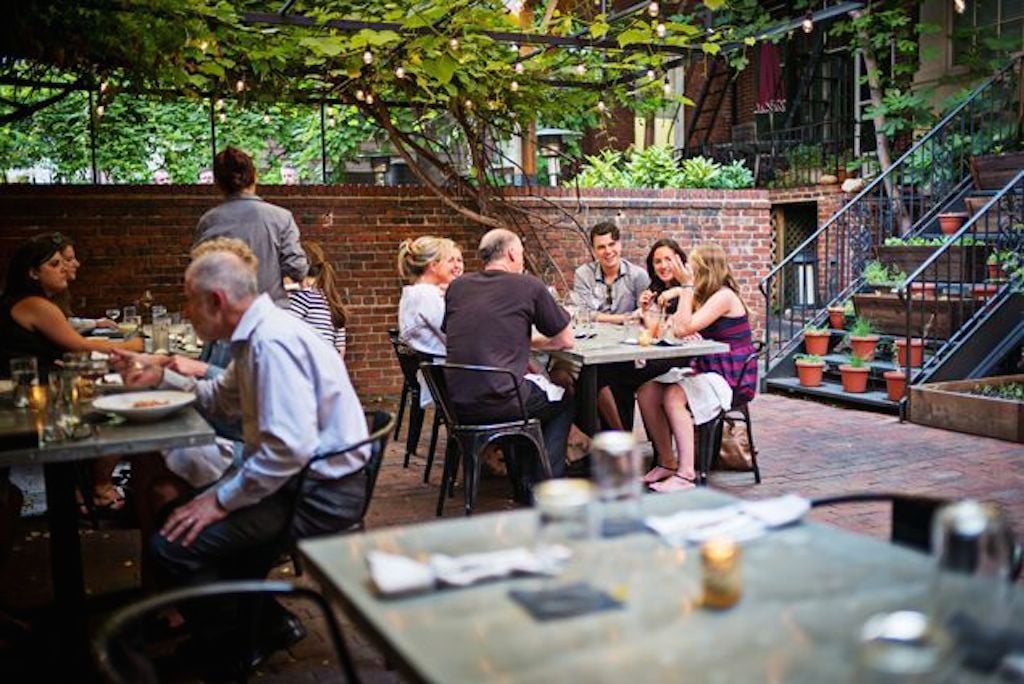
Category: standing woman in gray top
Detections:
[{"x1": 194, "y1": 146, "x2": 308, "y2": 306}]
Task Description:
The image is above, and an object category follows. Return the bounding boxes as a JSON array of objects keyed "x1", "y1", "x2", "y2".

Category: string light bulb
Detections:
[
  {"x1": 99, "y1": 80, "x2": 109, "y2": 93},
  {"x1": 355, "y1": 89, "x2": 365, "y2": 101},
  {"x1": 647, "y1": 1, "x2": 659, "y2": 17},
  {"x1": 95, "y1": 105, "x2": 105, "y2": 117},
  {"x1": 656, "y1": 22, "x2": 666, "y2": 38},
  {"x1": 647, "y1": 69, "x2": 656, "y2": 80},
  {"x1": 514, "y1": 62, "x2": 524, "y2": 74},
  {"x1": 449, "y1": 37, "x2": 460, "y2": 50},
  {"x1": 363, "y1": 50, "x2": 373, "y2": 65},
  {"x1": 662, "y1": 77, "x2": 672, "y2": 96},
  {"x1": 510, "y1": 80, "x2": 519, "y2": 92},
  {"x1": 953, "y1": 0, "x2": 966, "y2": 13},
  {"x1": 395, "y1": 66, "x2": 406, "y2": 79},
  {"x1": 218, "y1": 112, "x2": 226, "y2": 123},
  {"x1": 263, "y1": 114, "x2": 271, "y2": 124},
  {"x1": 329, "y1": 116, "x2": 336, "y2": 127},
  {"x1": 235, "y1": 79, "x2": 245, "y2": 92},
  {"x1": 215, "y1": 98, "x2": 225, "y2": 110},
  {"x1": 365, "y1": 93, "x2": 374, "y2": 104},
  {"x1": 575, "y1": 63, "x2": 587, "y2": 76},
  {"x1": 597, "y1": 100, "x2": 606, "y2": 113},
  {"x1": 464, "y1": 99, "x2": 473, "y2": 110},
  {"x1": 801, "y1": 11, "x2": 814, "y2": 33},
  {"x1": 199, "y1": 40, "x2": 209, "y2": 52}
]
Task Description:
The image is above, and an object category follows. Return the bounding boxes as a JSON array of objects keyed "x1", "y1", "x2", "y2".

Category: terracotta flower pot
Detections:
[
  {"x1": 849, "y1": 335, "x2": 880, "y2": 362},
  {"x1": 972, "y1": 283, "x2": 1000, "y2": 301},
  {"x1": 884, "y1": 370, "x2": 906, "y2": 402},
  {"x1": 839, "y1": 365, "x2": 870, "y2": 393},
  {"x1": 988, "y1": 263, "x2": 1005, "y2": 281},
  {"x1": 803, "y1": 331, "x2": 831, "y2": 357},
  {"x1": 909, "y1": 282, "x2": 937, "y2": 295},
  {"x1": 894, "y1": 338, "x2": 924, "y2": 368},
  {"x1": 937, "y1": 212, "x2": 968, "y2": 235},
  {"x1": 827, "y1": 307, "x2": 846, "y2": 330},
  {"x1": 796, "y1": 360, "x2": 825, "y2": 387}
]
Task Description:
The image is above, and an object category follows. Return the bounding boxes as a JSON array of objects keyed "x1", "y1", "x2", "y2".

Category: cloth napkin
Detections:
[
  {"x1": 525, "y1": 374, "x2": 566, "y2": 402},
  {"x1": 645, "y1": 494, "x2": 810, "y2": 546},
  {"x1": 367, "y1": 545, "x2": 571, "y2": 597}
]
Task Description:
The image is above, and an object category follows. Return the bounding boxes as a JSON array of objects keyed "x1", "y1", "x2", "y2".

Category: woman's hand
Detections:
[
  {"x1": 95, "y1": 318, "x2": 118, "y2": 330},
  {"x1": 638, "y1": 290, "x2": 655, "y2": 310},
  {"x1": 669, "y1": 254, "x2": 693, "y2": 285},
  {"x1": 657, "y1": 287, "x2": 682, "y2": 307}
]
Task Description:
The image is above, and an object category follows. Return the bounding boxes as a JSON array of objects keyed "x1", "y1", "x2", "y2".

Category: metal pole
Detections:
[
  {"x1": 209, "y1": 97, "x2": 217, "y2": 166},
  {"x1": 320, "y1": 101, "x2": 328, "y2": 183},
  {"x1": 88, "y1": 90, "x2": 98, "y2": 184}
]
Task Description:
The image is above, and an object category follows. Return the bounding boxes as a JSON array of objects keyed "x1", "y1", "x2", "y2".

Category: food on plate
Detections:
[{"x1": 132, "y1": 398, "x2": 170, "y2": 409}]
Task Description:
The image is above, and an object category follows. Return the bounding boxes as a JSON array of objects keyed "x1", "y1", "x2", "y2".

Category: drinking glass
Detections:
[
  {"x1": 152, "y1": 314, "x2": 172, "y2": 353},
  {"x1": 105, "y1": 308, "x2": 121, "y2": 322},
  {"x1": 9, "y1": 357, "x2": 38, "y2": 408},
  {"x1": 120, "y1": 314, "x2": 142, "y2": 337},
  {"x1": 857, "y1": 610, "x2": 953, "y2": 683},
  {"x1": 623, "y1": 311, "x2": 642, "y2": 342},
  {"x1": 122, "y1": 305, "x2": 137, "y2": 319},
  {"x1": 533, "y1": 479, "x2": 596, "y2": 550},
  {"x1": 151, "y1": 304, "x2": 168, "y2": 320},
  {"x1": 590, "y1": 431, "x2": 643, "y2": 535},
  {"x1": 642, "y1": 303, "x2": 663, "y2": 341},
  {"x1": 929, "y1": 501, "x2": 1016, "y2": 634}
]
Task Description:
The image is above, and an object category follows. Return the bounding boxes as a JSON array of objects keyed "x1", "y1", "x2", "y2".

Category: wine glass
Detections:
[{"x1": 105, "y1": 308, "x2": 121, "y2": 323}]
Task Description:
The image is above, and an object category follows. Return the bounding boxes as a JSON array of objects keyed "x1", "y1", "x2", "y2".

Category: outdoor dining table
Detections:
[
  {"x1": 0, "y1": 401, "x2": 214, "y2": 610},
  {"x1": 300, "y1": 488, "x2": 1022, "y2": 683},
  {"x1": 547, "y1": 323, "x2": 729, "y2": 434}
]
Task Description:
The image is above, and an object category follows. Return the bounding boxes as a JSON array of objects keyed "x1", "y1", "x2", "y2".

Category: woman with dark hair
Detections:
[
  {"x1": 639, "y1": 237, "x2": 689, "y2": 314},
  {"x1": 0, "y1": 234, "x2": 142, "y2": 380},
  {"x1": 287, "y1": 240, "x2": 349, "y2": 356},
  {"x1": 195, "y1": 145, "x2": 308, "y2": 306}
]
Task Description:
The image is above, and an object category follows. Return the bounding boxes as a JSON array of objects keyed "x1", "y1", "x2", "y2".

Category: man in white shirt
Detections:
[
  {"x1": 117, "y1": 240, "x2": 368, "y2": 665},
  {"x1": 572, "y1": 221, "x2": 650, "y2": 323}
]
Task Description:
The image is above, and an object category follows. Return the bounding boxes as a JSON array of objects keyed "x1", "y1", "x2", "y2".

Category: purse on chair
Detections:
[{"x1": 716, "y1": 415, "x2": 754, "y2": 471}]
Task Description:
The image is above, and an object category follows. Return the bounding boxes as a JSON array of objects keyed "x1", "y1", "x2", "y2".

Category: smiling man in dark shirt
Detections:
[{"x1": 443, "y1": 228, "x2": 575, "y2": 480}]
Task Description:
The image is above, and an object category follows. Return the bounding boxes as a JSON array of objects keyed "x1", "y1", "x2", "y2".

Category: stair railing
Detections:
[
  {"x1": 895, "y1": 170, "x2": 1024, "y2": 408},
  {"x1": 758, "y1": 55, "x2": 1022, "y2": 370}
]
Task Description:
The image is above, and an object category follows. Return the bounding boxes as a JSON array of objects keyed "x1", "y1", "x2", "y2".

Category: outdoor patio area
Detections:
[{"x1": 1, "y1": 393, "x2": 1021, "y2": 681}]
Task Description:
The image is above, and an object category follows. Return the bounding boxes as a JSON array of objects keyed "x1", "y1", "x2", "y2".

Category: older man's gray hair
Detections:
[
  {"x1": 478, "y1": 228, "x2": 520, "y2": 265},
  {"x1": 186, "y1": 249, "x2": 259, "y2": 302}
]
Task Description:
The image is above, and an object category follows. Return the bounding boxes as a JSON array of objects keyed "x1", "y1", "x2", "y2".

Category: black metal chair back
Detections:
[
  {"x1": 390, "y1": 339, "x2": 444, "y2": 478},
  {"x1": 420, "y1": 361, "x2": 551, "y2": 516},
  {"x1": 93, "y1": 580, "x2": 360, "y2": 683},
  {"x1": 811, "y1": 493, "x2": 948, "y2": 553}
]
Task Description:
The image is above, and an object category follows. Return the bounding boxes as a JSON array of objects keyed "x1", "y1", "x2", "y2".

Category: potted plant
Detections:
[
  {"x1": 839, "y1": 355, "x2": 870, "y2": 393},
  {"x1": 795, "y1": 354, "x2": 826, "y2": 387},
  {"x1": 987, "y1": 251, "x2": 1009, "y2": 281},
  {"x1": 937, "y1": 212, "x2": 969, "y2": 235},
  {"x1": 894, "y1": 337, "x2": 924, "y2": 368},
  {"x1": 803, "y1": 324, "x2": 831, "y2": 356},
  {"x1": 884, "y1": 369, "x2": 907, "y2": 402},
  {"x1": 827, "y1": 303, "x2": 847, "y2": 330},
  {"x1": 847, "y1": 317, "x2": 880, "y2": 361}
]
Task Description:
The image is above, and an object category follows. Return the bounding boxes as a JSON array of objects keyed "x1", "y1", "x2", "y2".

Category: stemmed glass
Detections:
[{"x1": 105, "y1": 308, "x2": 121, "y2": 323}]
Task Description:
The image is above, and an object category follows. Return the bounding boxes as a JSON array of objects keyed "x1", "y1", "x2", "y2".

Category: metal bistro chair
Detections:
[
  {"x1": 811, "y1": 493, "x2": 1023, "y2": 580},
  {"x1": 93, "y1": 580, "x2": 361, "y2": 684},
  {"x1": 285, "y1": 410, "x2": 395, "y2": 574},
  {"x1": 695, "y1": 341, "x2": 764, "y2": 485},
  {"x1": 388, "y1": 330, "x2": 445, "y2": 481},
  {"x1": 420, "y1": 361, "x2": 553, "y2": 517}
]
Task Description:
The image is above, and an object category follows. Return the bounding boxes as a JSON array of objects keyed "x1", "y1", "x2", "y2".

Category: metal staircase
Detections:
[{"x1": 759, "y1": 55, "x2": 1023, "y2": 413}]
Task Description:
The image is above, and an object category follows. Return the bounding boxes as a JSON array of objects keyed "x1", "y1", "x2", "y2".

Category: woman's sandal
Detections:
[
  {"x1": 649, "y1": 474, "x2": 696, "y2": 493},
  {"x1": 642, "y1": 465, "x2": 676, "y2": 485},
  {"x1": 79, "y1": 485, "x2": 126, "y2": 516}
]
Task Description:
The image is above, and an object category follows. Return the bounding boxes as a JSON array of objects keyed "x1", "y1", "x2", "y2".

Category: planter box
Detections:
[
  {"x1": 910, "y1": 374, "x2": 1024, "y2": 443},
  {"x1": 876, "y1": 245, "x2": 988, "y2": 283},
  {"x1": 852, "y1": 292, "x2": 977, "y2": 338},
  {"x1": 970, "y1": 152, "x2": 1024, "y2": 191}
]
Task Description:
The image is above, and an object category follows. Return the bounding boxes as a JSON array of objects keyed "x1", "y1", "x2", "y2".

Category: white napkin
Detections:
[
  {"x1": 645, "y1": 495, "x2": 809, "y2": 546},
  {"x1": 524, "y1": 374, "x2": 566, "y2": 402},
  {"x1": 367, "y1": 545, "x2": 571, "y2": 596},
  {"x1": 101, "y1": 373, "x2": 124, "y2": 386}
]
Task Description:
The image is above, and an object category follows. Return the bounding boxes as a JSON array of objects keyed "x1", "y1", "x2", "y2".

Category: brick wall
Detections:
[{"x1": 0, "y1": 184, "x2": 773, "y2": 398}]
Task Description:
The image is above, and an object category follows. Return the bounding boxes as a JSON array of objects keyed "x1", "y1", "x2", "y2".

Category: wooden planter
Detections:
[
  {"x1": 852, "y1": 293, "x2": 978, "y2": 339},
  {"x1": 910, "y1": 374, "x2": 1024, "y2": 443},
  {"x1": 876, "y1": 245, "x2": 988, "y2": 283},
  {"x1": 971, "y1": 152, "x2": 1024, "y2": 190}
]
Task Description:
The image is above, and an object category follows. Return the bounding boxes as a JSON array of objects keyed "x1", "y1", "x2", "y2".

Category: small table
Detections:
[
  {"x1": 301, "y1": 491, "x2": 1021, "y2": 683},
  {"x1": 0, "y1": 405, "x2": 215, "y2": 608},
  {"x1": 548, "y1": 324, "x2": 728, "y2": 434}
]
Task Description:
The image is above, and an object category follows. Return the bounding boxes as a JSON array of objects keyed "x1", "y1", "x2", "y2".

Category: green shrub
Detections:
[
  {"x1": 714, "y1": 160, "x2": 755, "y2": 189},
  {"x1": 626, "y1": 145, "x2": 684, "y2": 189},
  {"x1": 568, "y1": 147, "x2": 753, "y2": 190},
  {"x1": 574, "y1": 149, "x2": 629, "y2": 188}
]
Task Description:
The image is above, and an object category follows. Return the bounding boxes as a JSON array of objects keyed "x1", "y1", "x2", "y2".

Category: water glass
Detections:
[
  {"x1": 105, "y1": 308, "x2": 121, "y2": 322},
  {"x1": 533, "y1": 479, "x2": 596, "y2": 550},
  {"x1": 151, "y1": 304, "x2": 168, "y2": 320},
  {"x1": 591, "y1": 431, "x2": 643, "y2": 535},
  {"x1": 928, "y1": 500, "x2": 1016, "y2": 633},
  {"x1": 122, "y1": 305, "x2": 137, "y2": 319},
  {"x1": 9, "y1": 357, "x2": 38, "y2": 408},
  {"x1": 857, "y1": 610, "x2": 953, "y2": 683},
  {"x1": 119, "y1": 314, "x2": 142, "y2": 337},
  {"x1": 152, "y1": 314, "x2": 172, "y2": 353}
]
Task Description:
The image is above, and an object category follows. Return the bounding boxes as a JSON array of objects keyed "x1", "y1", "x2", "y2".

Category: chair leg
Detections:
[
  {"x1": 695, "y1": 420, "x2": 718, "y2": 486},
  {"x1": 740, "y1": 405, "x2": 761, "y2": 484},
  {"x1": 463, "y1": 436, "x2": 483, "y2": 517},
  {"x1": 423, "y1": 411, "x2": 443, "y2": 484},
  {"x1": 436, "y1": 439, "x2": 458, "y2": 517},
  {"x1": 404, "y1": 397, "x2": 425, "y2": 468},
  {"x1": 394, "y1": 382, "x2": 409, "y2": 440}
]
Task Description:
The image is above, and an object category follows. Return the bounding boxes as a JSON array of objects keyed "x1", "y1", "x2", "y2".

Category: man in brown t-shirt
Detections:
[{"x1": 444, "y1": 228, "x2": 575, "y2": 480}]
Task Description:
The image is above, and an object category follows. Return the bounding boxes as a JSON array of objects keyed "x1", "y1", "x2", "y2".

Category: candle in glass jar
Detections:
[
  {"x1": 701, "y1": 537, "x2": 742, "y2": 609},
  {"x1": 27, "y1": 383, "x2": 48, "y2": 412}
]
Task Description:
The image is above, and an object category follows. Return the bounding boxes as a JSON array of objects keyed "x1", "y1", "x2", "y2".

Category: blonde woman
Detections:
[
  {"x1": 287, "y1": 241, "x2": 348, "y2": 357},
  {"x1": 397, "y1": 235, "x2": 458, "y2": 358},
  {"x1": 637, "y1": 244, "x2": 757, "y2": 492}
]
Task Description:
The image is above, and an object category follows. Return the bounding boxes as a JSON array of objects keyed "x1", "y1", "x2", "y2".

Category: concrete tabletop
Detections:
[{"x1": 548, "y1": 324, "x2": 728, "y2": 366}]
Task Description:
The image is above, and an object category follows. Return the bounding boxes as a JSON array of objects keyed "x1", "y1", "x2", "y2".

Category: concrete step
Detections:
[{"x1": 764, "y1": 376, "x2": 899, "y2": 414}]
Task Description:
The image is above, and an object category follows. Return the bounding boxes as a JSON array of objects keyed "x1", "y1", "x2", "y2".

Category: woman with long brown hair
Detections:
[
  {"x1": 287, "y1": 240, "x2": 348, "y2": 356},
  {"x1": 637, "y1": 243, "x2": 757, "y2": 492}
]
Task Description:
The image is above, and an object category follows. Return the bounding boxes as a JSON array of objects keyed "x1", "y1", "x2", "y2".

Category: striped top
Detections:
[
  {"x1": 692, "y1": 312, "x2": 757, "y2": 406},
  {"x1": 287, "y1": 287, "x2": 346, "y2": 356}
]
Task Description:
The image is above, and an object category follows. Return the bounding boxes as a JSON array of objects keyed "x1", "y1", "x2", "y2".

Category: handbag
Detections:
[{"x1": 716, "y1": 416, "x2": 754, "y2": 471}]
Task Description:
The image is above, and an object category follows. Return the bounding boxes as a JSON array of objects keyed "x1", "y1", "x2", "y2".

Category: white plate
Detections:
[{"x1": 92, "y1": 390, "x2": 195, "y2": 422}]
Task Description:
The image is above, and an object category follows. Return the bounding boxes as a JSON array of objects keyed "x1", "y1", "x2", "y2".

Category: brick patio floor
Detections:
[{"x1": 0, "y1": 393, "x2": 1021, "y2": 680}]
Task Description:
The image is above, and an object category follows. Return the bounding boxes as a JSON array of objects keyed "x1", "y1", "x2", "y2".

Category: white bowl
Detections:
[{"x1": 92, "y1": 390, "x2": 195, "y2": 422}]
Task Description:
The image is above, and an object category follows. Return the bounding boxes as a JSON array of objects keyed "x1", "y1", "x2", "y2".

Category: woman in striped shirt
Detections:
[
  {"x1": 637, "y1": 243, "x2": 757, "y2": 492},
  {"x1": 287, "y1": 241, "x2": 348, "y2": 356}
]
